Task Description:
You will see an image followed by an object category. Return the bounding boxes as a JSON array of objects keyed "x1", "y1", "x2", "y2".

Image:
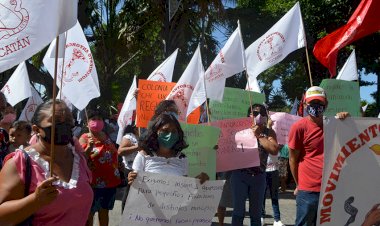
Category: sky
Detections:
[{"x1": 214, "y1": 0, "x2": 378, "y2": 104}]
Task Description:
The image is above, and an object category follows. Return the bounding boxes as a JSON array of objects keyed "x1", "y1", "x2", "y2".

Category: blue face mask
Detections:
[
  {"x1": 307, "y1": 103, "x2": 325, "y2": 118},
  {"x1": 158, "y1": 132, "x2": 179, "y2": 149}
]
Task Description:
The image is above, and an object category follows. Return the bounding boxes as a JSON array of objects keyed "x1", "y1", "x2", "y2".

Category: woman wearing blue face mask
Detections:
[{"x1": 127, "y1": 113, "x2": 208, "y2": 184}]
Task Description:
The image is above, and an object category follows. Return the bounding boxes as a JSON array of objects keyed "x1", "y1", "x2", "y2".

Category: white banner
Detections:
[
  {"x1": 19, "y1": 87, "x2": 43, "y2": 122},
  {"x1": 167, "y1": 45, "x2": 204, "y2": 121},
  {"x1": 121, "y1": 172, "x2": 225, "y2": 226},
  {"x1": 0, "y1": 0, "x2": 77, "y2": 73},
  {"x1": 147, "y1": 49, "x2": 178, "y2": 82},
  {"x1": 1, "y1": 62, "x2": 31, "y2": 106},
  {"x1": 245, "y1": 2, "x2": 305, "y2": 78},
  {"x1": 116, "y1": 75, "x2": 137, "y2": 144},
  {"x1": 318, "y1": 117, "x2": 380, "y2": 226},
  {"x1": 43, "y1": 21, "x2": 100, "y2": 110}
]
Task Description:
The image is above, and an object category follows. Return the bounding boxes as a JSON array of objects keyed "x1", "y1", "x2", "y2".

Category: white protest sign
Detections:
[
  {"x1": 318, "y1": 117, "x2": 380, "y2": 226},
  {"x1": 121, "y1": 171, "x2": 225, "y2": 226}
]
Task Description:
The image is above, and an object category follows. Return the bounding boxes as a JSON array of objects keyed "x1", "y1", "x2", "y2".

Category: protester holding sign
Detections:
[
  {"x1": 118, "y1": 123, "x2": 140, "y2": 212},
  {"x1": 288, "y1": 86, "x2": 349, "y2": 226},
  {"x1": 79, "y1": 109, "x2": 121, "y2": 226},
  {"x1": 128, "y1": 113, "x2": 209, "y2": 184},
  {"x1": 0, "y1": 100, "x2": 93, "y2": 226},
  {"x1": 231, "y1": 104, "x2": 279, "y2": 226}
]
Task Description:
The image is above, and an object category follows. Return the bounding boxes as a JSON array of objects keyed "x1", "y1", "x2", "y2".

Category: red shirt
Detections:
[
  {"x1": 288, "y1": 117, "x2": 324, "y2": 192},
  {"x1": 80, "y1": 134, "x2": 121, "y2": 188}
]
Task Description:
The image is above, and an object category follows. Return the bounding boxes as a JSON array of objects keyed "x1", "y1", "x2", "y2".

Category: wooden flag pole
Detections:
[
  {"x1": 49, "y1": 35, "x2": 60, "y2": 177},
  {"x1": 237, "y1": 20, "x2": 255, "y2": 125},
  {"x1": 59, "y1": 32, "x2": 68, "y2": 100},
  {"x1": 305, "y1": 45, "x2": 314, "y2": 87},
  {"x1": 202, "y1": 72, "x2": 211, "y2": 126}
]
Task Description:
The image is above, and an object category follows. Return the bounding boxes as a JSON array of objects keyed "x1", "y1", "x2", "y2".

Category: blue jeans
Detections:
[
  {"x1": 262, "y1": 170, "x2": 281, "y2": 221},
  {"x1": 231, "y1": 170, "x2": 266, "y2": 226},
  {"x1": 295, "y1": 190, "x2": 320, "y2": 226}
]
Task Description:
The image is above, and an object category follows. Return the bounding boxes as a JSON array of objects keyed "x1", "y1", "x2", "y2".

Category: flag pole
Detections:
[
  {"x1": 49, "y1": 35, "x2": 60, "y2": 177},
  {"x1": 237, "y1": 20, "x2": 255, "y2": 125},
  {"x1": 59, "y1": 32, "x2": 68, "y2": 99},
  {"x1": 203, "y1": 72, "x2": 211, "y2": 126},
  {"x1": 305, "y1": 45, "x2": 313, "y2": 87}
]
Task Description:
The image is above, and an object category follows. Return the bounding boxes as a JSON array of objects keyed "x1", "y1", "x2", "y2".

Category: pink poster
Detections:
[
  {"x1": 270, "y1": 112, "x2": 302, "y2": 145},
  {"x1": 210, "y1": 118, "x2": 260, "y2": 172}
]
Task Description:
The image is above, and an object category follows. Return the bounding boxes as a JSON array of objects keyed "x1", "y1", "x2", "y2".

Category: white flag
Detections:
[
  {"x1": 245, "y1": 2, "x2": 305, "y2": 78},
  {"x1": 147, "y1": 49, "x2": 178, "y2": 82},
  {"x1": 336, "y1": 50, "x2": 358, "y2": 81},
  {"x1": 43, "y1": 21, "x2": 100, "y2": 110},
  {"x1": 186, "y1": 73, "x2": 206, "y2": 117},
  {"x1": 167, "y1": 45, "x2": 204, "y2": 121},
  {"x1": 116, "y1": 76, "x2": 137, "y2": 144},
  {"x1": 19, "y1": 87, "x2": 43, "y2": 122},
  {"x1": 1, "y1": 62, "x2": 31, "y2": 106},
  {"x1": 245, "y1": 76, "x2": 261, "y2": 93},
  {"x1": 361, "y1": 104, "x2": 368, "y2": 113},
  {"x1": 0, "y1": 0, "x2": 78, "y2": 73},
  {"x1": 205, "y1": 25, "x2": 245, "y2": 101}
]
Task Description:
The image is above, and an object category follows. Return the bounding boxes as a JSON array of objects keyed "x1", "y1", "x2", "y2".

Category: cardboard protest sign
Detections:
[
  {"x1": 209, "y1": 87, "x2": 265, "y2": 121},
  {"x1": 136, "y1": 80, "x2": 176, "y2": 127},
  {"x1": 318, "y1": 117, "x2": 380, "y2": 226},
  {"x1": 269, "y1": 112, "x2": 302, "y2": 145},
  {"x1": 211, "y1": 118, "x2": 260, "y2": 172},
  {"x1": 319, "y1": 79, "x2": 360, "y2": 117},
  {"x1": 181, "y1": 123, "x2": 220, "y2": 180},
  {"x1": 121, "y1": 171, "x2": 225, "y2": 226}
]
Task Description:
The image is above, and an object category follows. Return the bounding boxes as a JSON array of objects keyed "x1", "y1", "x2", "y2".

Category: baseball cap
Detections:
[{"x1": 305, "y1": 86, "x2": 326, "y2": 104}]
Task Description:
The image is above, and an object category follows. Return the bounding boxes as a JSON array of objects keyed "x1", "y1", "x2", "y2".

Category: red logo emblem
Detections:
[
  {"x1": 59, "y1": 43, "x2": 94, "y2": 84},
  {"x1": 1, "y1": 85, "x2": 10, "y2": 94},
  {"x1": 257, "y1": 32, "x2": 286, "y2": 63},
  {"x1": 170, "y1": 84, "x2": 194, "y2": 121},
  {"x1": 0, "y1": 0, "x2": 29, "y2": 40},
  {"x1": 152, "y1": 72, "x2": 167, "y2": 82}
]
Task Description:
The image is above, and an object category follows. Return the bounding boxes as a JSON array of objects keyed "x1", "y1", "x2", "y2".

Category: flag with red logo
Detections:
[
  {"x1": 204, "y1": 24, "x2": 245, "y2": 102},
  {"x1": 43, "y1": 21, "x2": 100, "y2": 110},
  {"x1": 147, "y1": 49, "x2": 178, "y2": 82},
  {"x1": 0, "y1": 0, "x2": 78, "y2": 73},
  {"x1": 313, "y1": 0, "x2": 380, "y2": 76},
  {"x1": 1, "y1": 62, "x2": 31, "y2": 106},
  {"x1": 167, "y1": 45, "x2": 203, "y2": 122},
  {"x1": 245, "y1": 2, "x2": 305, "y2": 79},
  {"x1": 19, "y1": 87, "x2": 43, "y2": 122}
]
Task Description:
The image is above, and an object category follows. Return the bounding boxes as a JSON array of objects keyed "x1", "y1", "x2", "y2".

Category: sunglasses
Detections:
[{"x1": 250, "y1": 111, "x2": 266, "y2": 117}]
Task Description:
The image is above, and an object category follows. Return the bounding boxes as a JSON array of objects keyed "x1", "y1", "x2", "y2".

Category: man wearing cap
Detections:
[{"x1": 288, "y1": 86, "x2": 349, "y2": 225}]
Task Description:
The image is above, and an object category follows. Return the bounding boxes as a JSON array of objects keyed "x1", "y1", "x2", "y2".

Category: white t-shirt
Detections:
[
  {"x1": 132, "y1": 151, "x2": 188, "y2": 176},
  {"x1": 121, "y1": 133, "x2": 138, "y2": 170}
]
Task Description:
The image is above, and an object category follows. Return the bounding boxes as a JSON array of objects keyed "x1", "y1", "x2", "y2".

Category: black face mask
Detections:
[{"x1": 40, "y1": 123, "x2": 73, "y2": 145}]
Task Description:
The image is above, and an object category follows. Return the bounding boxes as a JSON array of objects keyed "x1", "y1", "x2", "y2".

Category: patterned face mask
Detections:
[{"x1": 306, "y1": 103, "x2": 325, "y2": 118}]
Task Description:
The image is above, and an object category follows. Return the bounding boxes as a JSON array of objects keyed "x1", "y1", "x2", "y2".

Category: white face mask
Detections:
[{"x1": 255, "y1": 114, "x2": 267, "y2": 126}]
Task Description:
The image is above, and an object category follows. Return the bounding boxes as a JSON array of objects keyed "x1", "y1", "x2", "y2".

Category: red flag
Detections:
[{"x1": 313, "y1": 0, "x2": 380, "y2": 76}]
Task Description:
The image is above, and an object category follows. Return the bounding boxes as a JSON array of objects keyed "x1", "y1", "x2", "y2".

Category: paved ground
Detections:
[{"x1": 95, "y1": 186, "x2": 297, "y2": 226}]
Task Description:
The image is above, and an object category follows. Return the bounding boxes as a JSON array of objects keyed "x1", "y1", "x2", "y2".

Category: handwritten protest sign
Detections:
[
  {"x1": 269, "y1": 112, "x2": 302, "y2": 145},
  {"x1": 319, "y1": 79, "x2": 360, "y2": 117},
  {"x1": 136, "y1": 80, "x2": 200, "y2": 127},
  {"x1": 210, "y1": 118, "x2": 260, "y2": 172},
  {"x1": 181, "y1": 123, "x2": 220, "y2": 180},
  {"x1": 318, "y1": 117, "x2": 380, "y2": 226},
  {"x1": 136, "y1": 80, "x2": 176, "y2": 127},
  {"x1": 209, "y1": 87, "x2": 265, "y2": 121},
  {"x1": 121, "y1": 172, "x2": 225, "y2": 226}
]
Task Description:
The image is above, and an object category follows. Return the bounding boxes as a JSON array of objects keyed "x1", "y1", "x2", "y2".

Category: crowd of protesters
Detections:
[{"x1": 0, "y1": 85, "x2": 379, "y2": 226}]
